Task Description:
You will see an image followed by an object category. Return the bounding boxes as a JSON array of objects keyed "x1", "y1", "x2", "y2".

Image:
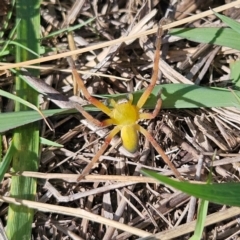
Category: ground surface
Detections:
[{"x1": 2, "y1": 0, "x2": 240, "y2": 239}]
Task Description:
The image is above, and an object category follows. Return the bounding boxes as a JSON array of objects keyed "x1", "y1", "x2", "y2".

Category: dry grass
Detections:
[{"x1": 2, "y1": 0, "x2": 240, "y2": 239}]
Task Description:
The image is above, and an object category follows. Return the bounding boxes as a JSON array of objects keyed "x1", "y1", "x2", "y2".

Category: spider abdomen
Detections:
[{"x1": 121, "y1": 125, "x2": 139, "y2": 153}]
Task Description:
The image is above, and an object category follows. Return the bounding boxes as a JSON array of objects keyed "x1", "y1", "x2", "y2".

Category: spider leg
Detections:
[
  {"x1": 73, "y1": 102, "x2": 103, "y2": 127},
  {"x1": 77, "y1": 126, "x2": 121, "y2": 181},
  {"x1": 139, "y1": 89, "x2": 162, "y2": 120},
  {"x1": 102, "y1": 118, "x2": 115, "y2": 126},
  {"x1": 137, "y1": 23, "x2": 163, "y2": 109},
  {"x1": 68, "y1": 57, "x2": 112, "y2": 117},
  {"x1": 137, "y1": 124, "x2": 183, "y2": 180}
]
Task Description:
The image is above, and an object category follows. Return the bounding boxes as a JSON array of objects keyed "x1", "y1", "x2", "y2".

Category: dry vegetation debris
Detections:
[{"x1": 2, "y1": 0, "x2": 240, "y2": 239}]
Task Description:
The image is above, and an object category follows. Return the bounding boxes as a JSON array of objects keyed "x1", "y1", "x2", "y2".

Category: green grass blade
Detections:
[
  {"x1": 169, "y1": 28, "x2": 240, "y2": 51},
  {"x1": 0, "y1": 40, "x2": 41, "y2": 57},
  {"x1": 190, "y1": 200, "x2": 209, "y2": 240},
  {"x1": 0, "y1": 108, "x2": 73, "y2": 133},
  {"x1": 2, "y1": 84, "x2": 239, "y2": 134},
  {"x1": 0, "y1": 142, "x2": 15, "y2": 182},
  {"x1": 230, "y1": 60, "x2": 240, "y2": 88},
  {"x1": 40, "y1": 137, "x2": 63, "y2": 147},
  {"x1": 10, "y1": 40, "x2": 40, "y2": 57},
  {"x1": 97, "y1": 84, "x2": 240, "y2": 110},
  {"x1": 0, "y1": 89, "x2": 52, "y2": 130},
  {"x1": 213, "y1": 11, "x2": 240, "y2": 35},
  {"x1": 41, "y1": 17, "x2": 96, "y2": 39},
  {"x1": 0, "y1": 18, "x2": 20, "y2": 56},
  {"x1": 6, "y1": 0, "x2": 41, "y2": 238},
  {"x1": 0, "y1": 89, "x2": 43, "y2": 112},
  {"x1": 141, "y1": 169, "x2": 240, "y2": 207}
]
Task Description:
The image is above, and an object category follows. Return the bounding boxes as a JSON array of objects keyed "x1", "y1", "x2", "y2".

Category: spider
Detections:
[{"x1": 69, "y1": 22, "x2": 182, "y2": 181}]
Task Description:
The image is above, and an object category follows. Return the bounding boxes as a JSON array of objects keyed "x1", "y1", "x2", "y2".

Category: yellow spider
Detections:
[{"x1": 69, "y1": 23, "x2": 182, "y2": 181}]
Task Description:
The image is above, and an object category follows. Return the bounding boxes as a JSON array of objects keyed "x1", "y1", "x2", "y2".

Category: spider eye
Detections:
[{"x1": 121, "y1": 125, "x2": 138, "y2": 153}]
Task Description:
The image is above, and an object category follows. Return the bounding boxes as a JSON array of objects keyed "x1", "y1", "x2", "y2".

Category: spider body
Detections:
[
  {"x1": 106, "y1": 95, "x2": 140, "y2": 153},
  {"x1": 68, "y1": 22, "x2": 182, "y2": 181}
]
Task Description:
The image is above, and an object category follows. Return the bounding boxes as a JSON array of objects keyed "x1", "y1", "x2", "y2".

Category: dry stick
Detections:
[
  {"x1": 160, "y1": 123, "x2": 213, "y2": 175},
  {"x1": 186, "y1": 154, "x2": 204, "y2": 223},
  {"x1": 154, "y1": 207, "x2": 240, "y2": 239},
  {"x1": 80, "y1": 165, "x2": 109, "y2": 237},
  {"x1": 0, "y1": 0, "x2": 240, "y2": 70},
  {"x1": 116, "y1": 192, "x2": 190, "y2": 239},
  {"x1": 21, "y1": 69, "x2": 102, "y2": 127},
  {"x1": 0, "y1": 195, "x2": 152, "y2": 238},
  {"x1": 80, "y1": 8, "x2": 158, "y2": 81},
  {"x1": 8, "y1": 152, "x2": 240, "y2": 182},
  {"x1": 5, "y1": 172, "x2": 179, "y2": 183},
  {"x1": 161, "y1": 124, "x2": 201, "y2": 159}
]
